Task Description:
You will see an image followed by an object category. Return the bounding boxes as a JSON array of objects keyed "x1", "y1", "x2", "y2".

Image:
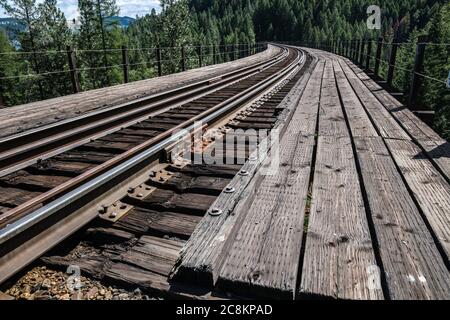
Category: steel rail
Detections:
[
  {"x1": 0, "y1": 49, "x2": 290, "y2": 228},
  {"x1": 0, "y1": 46, "x2": 305, "y2": 284},
  {"x1": 0, "y1": 47, "x2": 288, "y2": 178}
]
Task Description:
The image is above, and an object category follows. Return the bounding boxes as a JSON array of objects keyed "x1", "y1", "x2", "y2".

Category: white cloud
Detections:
[{"x1": 0, "y1": 0, "x2": 161, "y2": 19}]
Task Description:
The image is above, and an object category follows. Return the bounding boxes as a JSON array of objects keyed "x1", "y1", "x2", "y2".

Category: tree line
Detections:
[{"x1": 0, "y1": 0, "x2": 448, "y2": 139}]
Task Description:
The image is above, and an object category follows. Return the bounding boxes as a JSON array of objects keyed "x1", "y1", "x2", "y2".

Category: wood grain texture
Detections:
[
  {"x1": 318, "y1": 61, "x2": 349, "y2": 137},
  {"x1": 337, "y1": 60, "x2": 410, "y2": 140},
  {"x1": 300, "y1": 135, "x2": 382, "y2": 300},
  {"x1": 170, "y1": 55, "x2": 318, "y2": 288},
  {"x1": 332, "y1": 60, "x2": 378, "y2": 138},
  {"x1": 385, "y1": 138, "x2": 450, "y2": 264},
  {"x1": 300, "y1": 55, "x2": 381, "y2": 299},
  {"x1": 354, "y1": 136, "x2": 450, "y2": 300},
  {"x1": 348, "y1": 60, "x2": 450, "y2": 181},
  {"x1": 216, "y1": 61, "x2": 325, "y2": 299}
]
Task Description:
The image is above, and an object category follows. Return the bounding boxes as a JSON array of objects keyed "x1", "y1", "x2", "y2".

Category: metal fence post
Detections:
[
  {"x1": 213, "y1": 44, "x2": 217, "y2": 65},
  {"x1": 0, "y1": 88, "x2": 4, "y2": 107},
  {"x1": 374, "y1": 37, "x2": 383, "y2": 76},
  {"x1": 67, "y1": 46, "x2": 80, "y2": 94},
  {"x1": 122, "y1": 45, "x2": 129, "y2": 83},
  {"x1": 198, "y1": 46, "x2": 203, "y2": 68},
  {"x1": 408, "y1": 35, "x2": 428, "y2": 111},
  {"x1": 181, "y1": 46, "x2": 186, "y2": 71},
  {"x1": 386, "y1": 38, "x2": 399, "y2": 87},
  {"x1": 365, "y1": 39, "x2": 372, "y2": 70},
  {"x1": 359, "y1": 38, "x2": 365, "y2": 65},
  {"x1": 156, "y1": 46, "x2": 162, "y2": 77}
]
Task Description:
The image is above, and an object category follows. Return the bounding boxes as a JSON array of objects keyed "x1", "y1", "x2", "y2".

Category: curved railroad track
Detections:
[{"x1": 0, "y1": 45, "x2": 312, "y2": 298}]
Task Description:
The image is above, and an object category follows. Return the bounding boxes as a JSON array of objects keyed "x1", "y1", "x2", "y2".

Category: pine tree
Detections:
[
  {"x1": 0, "y1": 0, "x2": 44, "y2": 100},
  {"x1": 77, "y1": 0, "x2": 120, "y2": 89},
  {"x1": 36, "y1": 0, "x2": 73, "y2": 97}
]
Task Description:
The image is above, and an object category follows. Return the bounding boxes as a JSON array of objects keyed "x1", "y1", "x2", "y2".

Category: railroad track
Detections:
[{"x1": 0, "y1": 45, "x2": 312, "y2": 297}]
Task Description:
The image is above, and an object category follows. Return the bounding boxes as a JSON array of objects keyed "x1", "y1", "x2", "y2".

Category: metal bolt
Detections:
[
  {"x1": 109, "y1": 212, "x2": 118, "y2": 219},
  {"x1": 209, "y1": 208, "x2": 223, "y2": 217},
  {"x1": 159, "y1": 177, "x2": 165, "y2": 182},
  {"x1": 137, "y1": 193, "x2": 144, "y2": 198},
  {"x1": 239, "y1": 170, "x2": 250, "y2": 176},
  {"x1": 224, "y1": 186, "x2": 236, "y2": 194},
  {"x1": 120, "y1": 204, "x2": 127, "y2": 210},
  {"x1": 128, "y1": 187, "x2": 135, "y2": 194}
]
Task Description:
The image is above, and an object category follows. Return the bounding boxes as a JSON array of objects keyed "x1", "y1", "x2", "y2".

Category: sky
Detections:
[{"x1": 0, "y1": 0, "x2": 161, "y2": 19}]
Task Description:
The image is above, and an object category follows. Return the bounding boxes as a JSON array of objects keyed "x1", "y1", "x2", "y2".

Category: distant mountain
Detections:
[
  {"x1": 105, "y1": 16, "x2": 136, "y2": 28},
  {"x1": 0, "y1": 18, "x2": 25, "y2": 32},
  {"x1": 0, "y1": 18, "x2": 25, "y2": 45}
]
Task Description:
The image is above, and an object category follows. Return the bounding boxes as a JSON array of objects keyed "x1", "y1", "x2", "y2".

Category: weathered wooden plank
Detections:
[
  {"x1": 333, "y1": 60, "x2": 378, "y2": 137},
  {"x1": 28, "y1": 160, "x2": 96, "y2": 176},
  {"x1": 300, "y1": 136, "x2": 382, "y2": 300},
  {"x1": 347, "y1": 60, "x2": 450, "y2": 181},
  {"x1": 124, "y1": 189, "x2": 216, "y2": 216},
  {"x1": 167, "y1": 164, "x2": 241, "y2": 179},
  {"x1": 117, "y1": 236, "x2": 184, "y2": 277},
  {"x1": 338, "y1": 59, "x2": 410, "y2": 140},
  {"x1": 81, "y1": 139, "x2": 140, "y2": 154},
  {"x1": 0, "y1": 190, "x2": 42, "y2": 210},
  {"x1": 0, "y1": 171, "x2": 71, "y2": 191},
  {"x1": 54, "y1": 150, "x2": 115, "y2": 164},
  {"x1": 148, "y1": 171, "x2": 230, "y2": 196},
  {"x1": 217, "y1": 135, "x2": 315, "y2": 299},
  {"x1": 354, "y1": 136, "x2": 450, "y2": 300},
  {"x1": 215, "y1": 61, "x2": 325, "y2": 300},
  {"x1": 318, "y1": 61, "x2": 349, "y2": 137},
  {"x1": 384, "y1": 138, "x2": 450, "y2": 263},
  {"x1": 119, "y1": 128, "x2": 160, "y2": 138},
  {"x1": 170, "y1": 57, "x2": 319, "y2": 289},
  {"x1": 98, "y1": 134, "x2": 147, "y2": 144}
]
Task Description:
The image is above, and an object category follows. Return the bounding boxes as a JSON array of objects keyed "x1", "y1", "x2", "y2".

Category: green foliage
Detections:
[{"x1": 0, "y1": 0, "x2": 448, "y2": 141}]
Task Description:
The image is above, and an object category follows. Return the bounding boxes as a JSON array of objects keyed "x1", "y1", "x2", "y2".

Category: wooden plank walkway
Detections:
[{"x1": 171, "y1": 47, "x2": 450, "y2": 300}]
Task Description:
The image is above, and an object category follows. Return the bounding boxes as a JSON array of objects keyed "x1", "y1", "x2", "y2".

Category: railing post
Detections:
[
  {"x1": 181, "y1": 46, "x2": 186, "y2": 71},
  {"x1": 213, "y1": 44, "x2": 217, "y2": 65},
  {"x1": 354, "y1": 40, "x2": 359, "y2": 61},
  {"x1": 156, "y1": 46, "x2": 162, "y2": 77},
  {"x1": 365, "y1": 39, "x2": 372, "y2": 70},
  {"x1": 198, "y1": 46, "x2": 203, "y2": 68},
  {"x1": 0, "y1": 88, "x2": 4, "y2": 107},
  {"x1": 122, "y1": 45, "x2": 129, "y2": 84},
  {"x1": 67, "y1": 46, "x2": 80, "y2": 94},
  {"x1": 352, "y1": 40, "x2": 356, "y2": 59},
  {"x1": 408, "y1": 35, "x2": 428, "y2": 111},
  {"x1": 374, "y1": 37, "x2": 383, "y2": 76},
  {"x1": 359, "y1": 38, "x2": 365, "y2": 65},
  {"x1": 386, "y1": 38, "x2": 399, "y2": 87}
]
